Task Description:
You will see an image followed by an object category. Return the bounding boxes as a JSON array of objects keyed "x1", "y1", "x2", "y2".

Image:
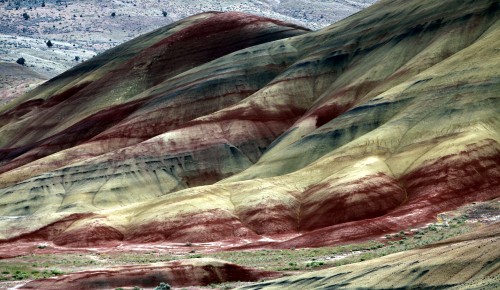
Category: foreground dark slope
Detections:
[
  {"x1": 237, "y1": 222, "x2": 500, "y2": 289},
  {"x1": 0, "y1": 0, "x2": 498, "y2": 255}
]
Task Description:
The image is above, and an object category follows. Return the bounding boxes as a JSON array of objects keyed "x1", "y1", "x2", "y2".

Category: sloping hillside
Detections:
[
  {"x1": 236, "y1": 222, "x2": 500, "y2": 289},
  {"x1": 0, "y1": 0, "x2": 498, "y2": 257},
  {"x1": 0, "y1": 62, "x2": 46, "y2": 105},
  {"x1": 0, "y1": 0, "x2": 376, "y2": 77}
]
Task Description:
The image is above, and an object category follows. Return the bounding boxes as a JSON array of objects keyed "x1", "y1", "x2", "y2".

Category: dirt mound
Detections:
[{"x1": 20, "y1": 258, "x2": 281, "y2": 290}]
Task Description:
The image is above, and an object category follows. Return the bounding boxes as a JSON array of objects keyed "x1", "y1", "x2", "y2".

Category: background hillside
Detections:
[{"x1": 0, "y1": 0, "x2": 376, "y2": 78}]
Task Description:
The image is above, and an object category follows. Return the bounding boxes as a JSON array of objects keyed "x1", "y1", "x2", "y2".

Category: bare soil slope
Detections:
[{"x1": 237, "y1": 222, "x2": 500, "y2": 289}]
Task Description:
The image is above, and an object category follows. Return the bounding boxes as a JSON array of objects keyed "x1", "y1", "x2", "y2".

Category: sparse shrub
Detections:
[
  {"x1": 306, "y1": 261, "x2": 324, "y2": 268},
  {"x1": 50, "y1": 269, "x2": 63, "y2": 275},
  {"x1": 111, "y1": 12, "x2": 116, "y2": 17},
  {"x1": 46, "y1": 40, "x2": 53, "y2": 48},
  {"x1": 12, "y1": 271, "x2": 29, "y2": 280},
  {"x1": 22, "y1": 12, "x2": 30, "y2": 20},
  {"x1": 154, "y1": 282, "x2": 171, "y2": 290},
  {"x1": 16, "y1": 57, "x2": 25, "y2": 65},
  {"x1": 162, "y1": 11, "x2": 167, "y2": 17},
  {"x1": 74, "y1": 56, "x2": 80, "y2": 61}
]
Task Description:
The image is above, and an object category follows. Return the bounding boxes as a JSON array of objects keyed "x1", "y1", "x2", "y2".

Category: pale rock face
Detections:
[{"x1": 0, "y1": 0, "x2": 499, "y2": 251}]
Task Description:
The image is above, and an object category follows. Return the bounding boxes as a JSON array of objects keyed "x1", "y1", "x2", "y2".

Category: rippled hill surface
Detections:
[{"x1": 0, "y1": 0, "x2": 498, "y2": 256}]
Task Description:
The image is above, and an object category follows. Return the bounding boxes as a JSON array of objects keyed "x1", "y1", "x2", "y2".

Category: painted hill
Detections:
[{"x1": 0, "y1": 0, "x2": 498, "y2": 263}]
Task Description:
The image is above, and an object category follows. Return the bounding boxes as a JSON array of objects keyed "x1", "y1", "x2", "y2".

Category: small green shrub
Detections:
[
  {"x1": 306, "y1": 261, "x2": 324, "y2": 268},
  {"x1": 50, "y1": 269, "x2": 63, "y2": 275},
  {"x1": 154, "y1": 282, "x2": 171, "y2": 290},
  {"x1": 12, "y1": 271, "x2": 29, "y2": 280}
]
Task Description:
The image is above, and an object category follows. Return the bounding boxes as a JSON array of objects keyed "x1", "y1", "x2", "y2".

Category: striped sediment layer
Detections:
[{"x1": 0, "y1": 0, "x2": 498, "y2": 253}]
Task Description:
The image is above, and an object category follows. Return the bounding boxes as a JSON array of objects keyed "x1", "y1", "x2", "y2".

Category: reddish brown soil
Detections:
[
  {"x1": 18, "y1": 259, "x2": 282, "y2": 290},
  {"x1": 125, "y1": 209, "x2": 260, "y2": 244},
  {"x1": 270, "y1": 141, "x2": 500, "y2": 248},
  {"x1": 299, "y1": 173, "x2": 406, "y2": 231},
  {"x1": 1, "y1": 141, "x2": 497, "y2": 254},
  {"x1": 0, "y1": 213, "x2": 95, "y2": 244},
  {"x1": 237, "y1": 203, "x2": 299, "y2": 235}
]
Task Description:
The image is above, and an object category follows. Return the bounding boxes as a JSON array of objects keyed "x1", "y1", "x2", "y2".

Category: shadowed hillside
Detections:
[{"x1": 0, "y1": 0, "x2": 498, "y2": 278}]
